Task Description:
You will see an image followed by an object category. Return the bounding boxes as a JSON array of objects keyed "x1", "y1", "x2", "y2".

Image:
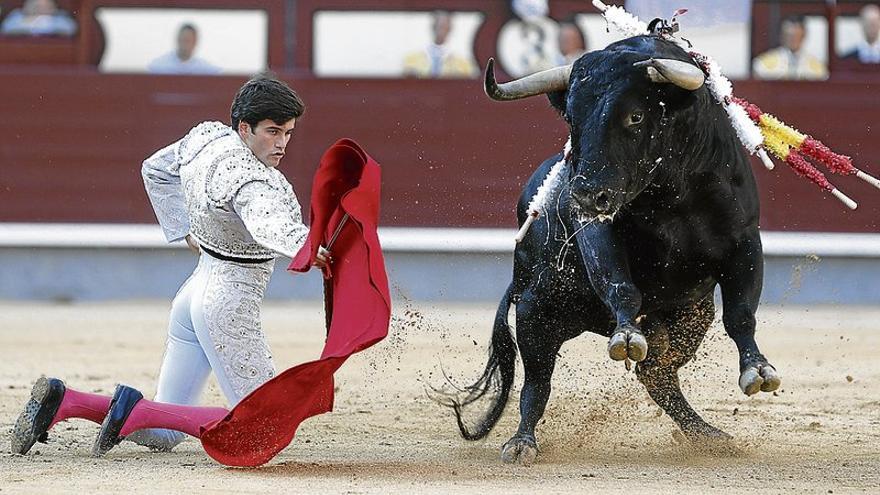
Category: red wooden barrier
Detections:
[{"x1": 0, "y1": 0, "x2": 878, "y2": 232}]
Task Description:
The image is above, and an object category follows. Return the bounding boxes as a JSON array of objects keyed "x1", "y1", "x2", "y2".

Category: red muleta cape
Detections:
[{"x1": 199, "y1": 139, "x2": 390, "y2": 467}]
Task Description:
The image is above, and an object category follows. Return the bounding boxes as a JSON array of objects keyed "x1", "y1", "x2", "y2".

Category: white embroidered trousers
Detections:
[{"x1": 128, "y1": 253, "x2": 277, "y2": 450}]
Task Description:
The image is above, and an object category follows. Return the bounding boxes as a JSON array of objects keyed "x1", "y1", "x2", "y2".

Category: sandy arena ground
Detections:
[{"x1": 1, "y1": 300, "x2": 878, "y2": 494}]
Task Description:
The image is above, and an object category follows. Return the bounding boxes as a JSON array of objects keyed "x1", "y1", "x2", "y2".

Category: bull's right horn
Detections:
[
  {"x1": 484, "y1": 58, "x2": 573, "y2": 101},
  {"x1": 633, "y1": 58, "x2": 705, "y2": 91}
]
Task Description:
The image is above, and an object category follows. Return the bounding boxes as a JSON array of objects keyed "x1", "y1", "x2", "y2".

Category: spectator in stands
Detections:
[
  {"x1": 753, "y1": 15, "x2": 828, "y2": 80},
  {"x1": 515, "y1": 20, "x2": 555, "y2": 74},
  {"x1": 402, "y1": 10, "x2": 477, "y2": 78},
  {"x1": 0, "y1": 0, "x2": 76, "y2": 37},
  {"x1": 511, "y1": 0, "x2": 548, "y2": 20},
  {"x1": 507, "y1": 0, "x2": 556, "y2": 75},
  {"x1": 557, "y1": 19, "x2": 588, "y2": 64},
  {"x1": 842, "y1": 4, "x2": 880, "y2": 64},
  {"x1": 148, "y1": 23, "x2": 221, "y2": 75}
]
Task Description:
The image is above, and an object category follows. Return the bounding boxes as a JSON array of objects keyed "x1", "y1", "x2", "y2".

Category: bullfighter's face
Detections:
[{"x1": 238, "y1": 118, "x2": 297, "y2": 168}]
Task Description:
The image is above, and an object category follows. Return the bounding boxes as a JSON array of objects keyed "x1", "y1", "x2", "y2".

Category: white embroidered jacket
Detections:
[{"x1": 142, "y1": 121, "x2": 308, "y2": 259}]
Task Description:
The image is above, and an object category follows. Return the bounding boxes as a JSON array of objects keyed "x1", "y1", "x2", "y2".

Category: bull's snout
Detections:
[{"x1": 571, "y1": 186, "x2": 614, "y2": 215}]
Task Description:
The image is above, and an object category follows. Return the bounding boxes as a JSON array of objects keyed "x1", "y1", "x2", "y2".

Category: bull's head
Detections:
[{"x1": 486, "y1": 37, "x2": 707, "y2": 222}]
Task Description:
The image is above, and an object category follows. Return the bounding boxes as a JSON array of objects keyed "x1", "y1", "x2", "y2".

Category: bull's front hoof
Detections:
[
  {"x1": 739, "y1": 364, "x2": 781, "y2": 396},
  {"x1": 608, "y1": 330, "x2": 648, "y2": 362},
  {"x1": 500, "y1": 435, "x2": 538, "y2": 466}
]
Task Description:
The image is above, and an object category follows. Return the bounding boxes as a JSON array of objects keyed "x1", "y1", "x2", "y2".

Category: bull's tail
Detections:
[{"x1": 433, "y1": 284, "x2": 517, "y2": 440}]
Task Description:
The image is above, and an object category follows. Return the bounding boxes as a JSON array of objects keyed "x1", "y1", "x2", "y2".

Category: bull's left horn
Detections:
[
  {"x1": 634, "y1": 58, "x2": 705, "y2": 91},
  {"x1": 485, "y1": 58, "x2": 573, "y2": 101}
]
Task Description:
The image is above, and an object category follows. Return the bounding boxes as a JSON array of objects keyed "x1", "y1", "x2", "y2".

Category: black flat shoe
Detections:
[
  {"x1": 10, "y1": 377, "x2": 66, "y2": 455},
  {"x1": 92, "y1": 384, "x2": 143, "y2": 457}
]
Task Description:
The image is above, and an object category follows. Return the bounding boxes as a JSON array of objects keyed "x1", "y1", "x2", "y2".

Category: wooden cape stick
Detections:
[{"x1": 323, "y1": 213, "x2": 350, "y2": 334}]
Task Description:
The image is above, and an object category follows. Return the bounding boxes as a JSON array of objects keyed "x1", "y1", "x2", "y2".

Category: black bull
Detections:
[{"x1": 438, "y1": 36, "x2": 781, "y2": 464}]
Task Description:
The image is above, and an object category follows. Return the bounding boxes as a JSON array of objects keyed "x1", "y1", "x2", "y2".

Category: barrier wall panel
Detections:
[{"x1": 0, "y1": 71, "x2": 878, "y2": 231}]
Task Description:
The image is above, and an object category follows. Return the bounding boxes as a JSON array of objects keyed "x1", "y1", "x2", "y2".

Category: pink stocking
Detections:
[
  {"x1": 49, "y1": 388, "x2": 112, "y2": 428},
  {"x1": 120, "y1": 399, "x2": 228, "y2": 438}
]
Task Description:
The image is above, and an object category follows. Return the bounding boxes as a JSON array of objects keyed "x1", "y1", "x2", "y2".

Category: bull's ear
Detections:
[{"x1": 547, "y1": 90, "x2": 568, "y2": 117}]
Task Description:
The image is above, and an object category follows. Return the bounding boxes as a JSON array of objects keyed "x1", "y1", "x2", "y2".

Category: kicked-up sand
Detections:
[{"x1": 1, "y1": 300, "x2": 878, "y2": 494}]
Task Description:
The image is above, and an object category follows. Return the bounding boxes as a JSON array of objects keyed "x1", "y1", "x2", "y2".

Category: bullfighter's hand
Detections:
[
  {"x1": 314, "y1": 246, "x2": 332, "y2": 268},
  {"x1": 184, "y1": 234, "x2": 201, "y2": 255}
]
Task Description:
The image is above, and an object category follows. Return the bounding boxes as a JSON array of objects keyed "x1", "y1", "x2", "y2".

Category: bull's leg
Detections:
[
  {"x1": 636, "y1": 295, "x2": 730, "y2": 441},
  {"x1": 500, "y1": 290, "x2": 562, "y2": 466},
  {"x1": 718, "y1": 230, "x2": 781, "y2": 396},
  {"x1": 575, "y1": 222, "x2": 647, "y2": 362}
]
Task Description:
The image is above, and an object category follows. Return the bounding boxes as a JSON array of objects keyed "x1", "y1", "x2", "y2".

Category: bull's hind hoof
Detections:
[
  {"x1": 739, "y1": 365, "x2": 781, "y2": 396},
  {"x1": 683, "y1": 423, "x2": 733, "y2": 443},
  {"x1": 677, "y1": 423, "x2": 737, "y2": 454},
  {"x1": 608, "y1": 330, "x2": 648, "y2": 362},
  {"x1": 500, "y1": 435, "x2": 538, "y2": 466}
]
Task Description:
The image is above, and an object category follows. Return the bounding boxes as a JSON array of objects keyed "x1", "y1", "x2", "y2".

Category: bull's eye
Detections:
[{"x1": 627, "y1": 110, "x2": 645, "y2": 126}]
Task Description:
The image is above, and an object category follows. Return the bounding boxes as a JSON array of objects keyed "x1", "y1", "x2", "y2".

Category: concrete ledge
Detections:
[{"x1": 1, "y1": 223, "x2": 879, "y2": 304}]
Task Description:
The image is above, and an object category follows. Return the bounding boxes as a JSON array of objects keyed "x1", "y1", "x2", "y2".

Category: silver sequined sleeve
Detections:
[
  {"x1": 142, "y1": 141, "x2": 190, "y2": 242},
  {"x1": 232, "y1": 181, "x2": 309, "y2": 259}
]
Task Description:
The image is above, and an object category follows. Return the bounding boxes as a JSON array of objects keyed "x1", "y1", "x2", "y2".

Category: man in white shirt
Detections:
[
  {"x1": 148, "y1": 23, "x2": 221, "y2": 75},
  {"x1": 0, "y1": 0, "x2": 76, "y2": 37},
  {"x1": 843, "y1": 4, "x2": 880, "y2": 64}
]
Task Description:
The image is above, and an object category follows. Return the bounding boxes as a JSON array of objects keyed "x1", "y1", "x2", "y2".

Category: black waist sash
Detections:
[{"x1": 200, "y1": 245, "x2": 273, "y2": 264}]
